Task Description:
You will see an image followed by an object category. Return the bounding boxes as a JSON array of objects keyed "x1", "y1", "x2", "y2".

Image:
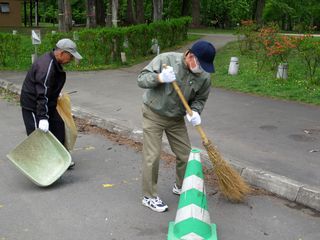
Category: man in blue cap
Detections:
[{"x1": 137, "y1": 40, "x2": 216, "y2": 212}]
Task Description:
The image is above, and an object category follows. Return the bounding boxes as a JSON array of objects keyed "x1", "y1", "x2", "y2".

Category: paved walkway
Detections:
[{"x1": 0, "y1": 33, "x2": 319, "y2": 211}]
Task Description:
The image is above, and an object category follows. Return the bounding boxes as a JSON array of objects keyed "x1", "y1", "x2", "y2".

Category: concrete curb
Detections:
[{"x1": 1, "y1": 78, "x2": 319, "y2": 212}]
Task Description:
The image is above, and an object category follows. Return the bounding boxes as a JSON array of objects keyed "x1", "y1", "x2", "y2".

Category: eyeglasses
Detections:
[{"x1": 63, "y1": 51, "x2": 74, "y2": 59}]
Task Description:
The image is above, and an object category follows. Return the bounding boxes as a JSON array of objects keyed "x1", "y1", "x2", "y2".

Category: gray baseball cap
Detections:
[{"x1": 56, "y1": 38, "x2": 83, "y2": 60}]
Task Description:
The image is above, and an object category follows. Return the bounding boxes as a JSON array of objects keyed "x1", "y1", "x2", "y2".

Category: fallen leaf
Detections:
[
  {"x1": 102, "y1": 183, "x2": 114, "y2": 188},
  {"x1": 84, "y1": 146, "x2": 95, "y2": 151}
]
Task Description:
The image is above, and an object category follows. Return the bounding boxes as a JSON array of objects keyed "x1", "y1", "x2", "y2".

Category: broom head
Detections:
[{"x1": 204, "y1": 140, "x2": 251, "y2": 202}]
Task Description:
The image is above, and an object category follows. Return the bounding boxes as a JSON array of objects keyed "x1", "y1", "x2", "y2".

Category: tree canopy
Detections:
[{"x1": 23, "y1": 0, "x2": 320, "y2": 32}]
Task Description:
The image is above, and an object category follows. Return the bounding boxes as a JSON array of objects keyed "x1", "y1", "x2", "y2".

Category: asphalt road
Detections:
[{"x1": 0, "y1": 94, "x2": 319, "y2": 239}]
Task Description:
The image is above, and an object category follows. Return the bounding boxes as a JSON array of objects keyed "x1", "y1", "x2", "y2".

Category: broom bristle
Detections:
[{"x1": 204, "y1": 141, "x2": 251, "y2": 202}]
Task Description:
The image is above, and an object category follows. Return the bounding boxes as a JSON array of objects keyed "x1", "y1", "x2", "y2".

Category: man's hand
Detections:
[
  {"x1": 38, "y1": 119, "x2": 49, "y2": 132},
  {"x1": 158, "y1": 66, "x2": 176, "y2": 83},
  {"x1": 186, "y1": 111, "x2": 201, "y2": 126}
]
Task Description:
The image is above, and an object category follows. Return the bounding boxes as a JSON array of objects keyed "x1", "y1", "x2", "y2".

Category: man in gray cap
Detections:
[
  {"x1": 20, "y1": 38, "x2": 82, "y2": 169},
  {"x1": 137, "y1": 40, "x2": 216, "y2": 212}
]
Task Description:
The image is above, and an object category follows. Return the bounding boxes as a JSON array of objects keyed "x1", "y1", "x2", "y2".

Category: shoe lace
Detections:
[{"x1": 154, "y1": 197, "x2": 164, "y2": 204}]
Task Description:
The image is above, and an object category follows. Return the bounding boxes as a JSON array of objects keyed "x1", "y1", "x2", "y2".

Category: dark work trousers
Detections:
[{"x1": 22, "y1": 107, "x2": 65, "y2": 145}]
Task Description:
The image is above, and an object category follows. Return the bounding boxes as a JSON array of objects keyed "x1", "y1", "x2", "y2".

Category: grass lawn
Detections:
[
  {"x1": 213, "y1": 41, "x2": 320, "y2": 106},
  {"x1": 1, "y1": 25, "x2": 319, "y2": 106}
]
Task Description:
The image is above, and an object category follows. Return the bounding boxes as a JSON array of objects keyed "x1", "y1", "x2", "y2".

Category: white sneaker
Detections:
[
  {"x1": 172, "y1": 183, "x2": 182, "y2": 195},
  {"x1": 142, "y1": 196, "x2": 168, "y2": 212}
]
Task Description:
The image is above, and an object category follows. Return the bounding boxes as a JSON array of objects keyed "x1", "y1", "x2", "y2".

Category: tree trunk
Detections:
[
  {"x1": 29, "y1": 0, "x2": 33, "y2": 27},
  {"x1": 112, "y1": 0, "x2": 119, "y2": 27},
  {"x1": 152, "y1": 0, "x2": 163, "y2": 21},
  {"x1": 181, "y1": 0, "x2": 190, "y2": 16},
  {"x1": 96, "y1": 0, "x2": 106, "y2": 26},
  {"x1": 105, "y1": 0, "x2": 112, "y2": 27},
  {"x1": 64, "y1": 0, "x2": 72, "y2": 32},
  {"x1": 58, "y1": 0, "x2": 72, "y2": 32},
  {"x1": 58, "y1": 0, "x2": 65, "y2": 31},
  {"x1": 191, "y1": 0, "x2": 200, "y2": 27},
  {"x1": 34, "y1": 0, "x2": 38, "y2": 26},
  {"x1": 253, "y1": 0, "x2": 265, "y2": 26},
  {"x1": 23, "y1": 0, "x2": 27, "y2": 27},
  {"x1": 86, "y1": 0, "x2": 97, "y2": 28},
  {"x1": 126, "y1": 0, "x2": 136, "y2": 25},
  {"x1": 136, "y1": 0, "x2": 145, "y2": 24}
]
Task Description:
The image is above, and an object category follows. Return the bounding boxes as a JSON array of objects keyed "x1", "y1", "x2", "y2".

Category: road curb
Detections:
[{"x1": 1, "y1": 78, "x2": 319, "y2": 212}]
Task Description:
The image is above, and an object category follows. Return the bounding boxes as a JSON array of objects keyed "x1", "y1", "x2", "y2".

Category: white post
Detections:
[
  {"x1": 228, "y1": 57, "x2": 239, "y2": 75},
  {"x1": 120, "y1": 52, "x2": 127, "y2": 63},
  {"x1": 276, "y1": 63, "x2": 288, "y2": 79}
]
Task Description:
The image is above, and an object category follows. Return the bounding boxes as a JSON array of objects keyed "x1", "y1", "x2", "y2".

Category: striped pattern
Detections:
[{"x1": 168, "y1": 149, "x2": 217, "y2": 240}]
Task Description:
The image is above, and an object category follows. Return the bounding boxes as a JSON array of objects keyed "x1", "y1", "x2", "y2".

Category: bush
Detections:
[
  {"x1": 0, "y1": 17, "x2": 192, "y2": 70},
  {"x1": 0, "y1": 33, "x2": 21, "y2": 67}
]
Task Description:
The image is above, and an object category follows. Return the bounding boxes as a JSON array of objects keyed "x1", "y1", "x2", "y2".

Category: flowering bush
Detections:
[
  {"x1": 235, "y1": 19, "x2": 258, "y2": 54},
  {"x1": 265, "y1": 35, "x2": 298, "y2": 63},
  {"x1": 255, "y1": 24, "x2": 298, "y2": 71}
]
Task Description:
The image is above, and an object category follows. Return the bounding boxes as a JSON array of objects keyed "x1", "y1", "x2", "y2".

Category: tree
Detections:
[
  {"x1": 153, "y1": 0, "x2": 163, "y2": 21},
  {"x1": 112, "y1": 0, "x2": 119, "y2": 26},
  {"x1": 181, "y1": 0, "x2": 191, "y2": 16},
  {"x1": 86, "y1": 0, "x2": 97, "y2": 28},
  {"x1": 136, "y1": 0, "x2": 145, "y2": 24},
  {"x1": 58, "y1": 0, "x2": 72, "y2": 32},
  {"x1": 191, "y1": 0, "x2": 200, "y2": 27},
  {"x1": 96, "y1": 0, "x2": 106, "y2": 26},
  {"x1": 253, "y1": 0, "x2": 265, "y2": 25},
  {"x1": 126, "y1": 0, "x2": 136, "y2": 24}
]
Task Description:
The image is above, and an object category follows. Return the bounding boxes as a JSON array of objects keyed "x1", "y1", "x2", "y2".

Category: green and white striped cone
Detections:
[{"x1": 168, "y1": 149, "x2": 217, "y2": 240}]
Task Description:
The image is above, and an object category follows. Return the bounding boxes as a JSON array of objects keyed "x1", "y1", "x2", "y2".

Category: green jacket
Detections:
[{"x1": 137, "y1": 52, "x2": 211, "y2": 118}]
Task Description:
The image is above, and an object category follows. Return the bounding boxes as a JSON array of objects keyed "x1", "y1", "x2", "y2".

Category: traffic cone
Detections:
[{"x1": 168, "y1": 149, "x2": 218, "y2": 240}]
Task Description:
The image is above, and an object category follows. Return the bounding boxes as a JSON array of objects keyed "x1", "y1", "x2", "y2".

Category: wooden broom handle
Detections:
[{"x1": 171, "y1": 81, "x2": 209, "y2": 144}]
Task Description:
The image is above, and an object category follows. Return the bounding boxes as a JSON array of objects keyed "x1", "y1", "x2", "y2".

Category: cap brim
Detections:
[
  {"x1": 71, "y1": 51, "x2": 83, "y2": 60},
  {"x1": 199, "y1": 60, "x2": 215, "y2": 73}
]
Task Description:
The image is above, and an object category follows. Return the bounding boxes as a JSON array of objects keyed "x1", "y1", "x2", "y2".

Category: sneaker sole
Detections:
[{"x1": 142, "y1": 201, "x2": 168, "y2": 213}]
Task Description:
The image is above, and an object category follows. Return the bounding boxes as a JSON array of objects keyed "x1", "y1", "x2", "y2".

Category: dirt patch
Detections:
[
  {"x1": 0, "y1": 87, "x2": 20, "y2": 103},
  {"x1": 75, "y1": 117, "x2": 177, "y2": 166},
  {"x1": 75, "y1": 117, "x2": 267, "y2": 199}
]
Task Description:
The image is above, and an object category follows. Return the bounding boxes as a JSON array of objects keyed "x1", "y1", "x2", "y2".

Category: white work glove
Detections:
[
  {"x1": 186, "y1": 111, "x2": 201, "y2": 126},
  {"x1": 38, "y1": 119, "x2": 49, "y2": 132},
  {"x1": 158, "y1": 66, "x2": 176, "y2": 83}
]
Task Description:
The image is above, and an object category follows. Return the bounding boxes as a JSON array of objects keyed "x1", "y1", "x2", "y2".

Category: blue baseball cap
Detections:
[{"x1": 190, "y1": 40, "x2": 216, "y2": 73}]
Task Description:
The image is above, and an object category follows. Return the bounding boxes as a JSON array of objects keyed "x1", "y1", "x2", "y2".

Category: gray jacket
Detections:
[{"x1": 137, "y1": 52, "x2": 211, "y2": 118}]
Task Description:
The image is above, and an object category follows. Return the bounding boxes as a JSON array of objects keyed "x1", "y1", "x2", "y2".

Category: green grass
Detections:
[{"x1": 213, "y1": 41, "x2": 320, "y2": 105}]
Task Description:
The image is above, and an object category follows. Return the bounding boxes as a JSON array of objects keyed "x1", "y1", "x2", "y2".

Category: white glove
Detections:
[
  {"x1": 159, "y1": 66, "x2": 176, "y2": 83},
  {"x1": 186, "y1": 111, "x2": 201, "y2": 126},
  {"x1": 38, "y1": 119, "x2": 49, "y2": 132}
]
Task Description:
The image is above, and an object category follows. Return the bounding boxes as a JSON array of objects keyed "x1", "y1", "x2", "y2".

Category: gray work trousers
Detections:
[{"x1": 142, "y1": 104, "x2": 191, "y2": 198}]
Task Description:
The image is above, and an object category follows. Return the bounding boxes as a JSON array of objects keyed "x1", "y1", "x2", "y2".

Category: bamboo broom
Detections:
[{"x1": 171, "y1": 80, "x2": 251, "y2": 202}]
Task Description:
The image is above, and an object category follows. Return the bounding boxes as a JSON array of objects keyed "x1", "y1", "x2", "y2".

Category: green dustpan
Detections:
[{"x1": 7, "y1": 129, "x2": 71, "y2": 187}]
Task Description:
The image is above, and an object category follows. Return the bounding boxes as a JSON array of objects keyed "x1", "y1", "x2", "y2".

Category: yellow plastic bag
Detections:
[{"x1": 56, "y1": 93, "x2": 77, "y2": 151}]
